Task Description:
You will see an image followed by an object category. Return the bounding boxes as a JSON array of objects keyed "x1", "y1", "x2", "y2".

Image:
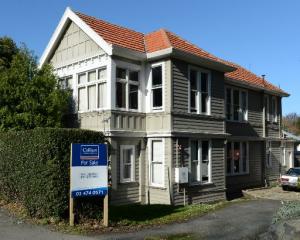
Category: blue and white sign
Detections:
[{"x1": 71, "y1": 144, "x2": 108, "y2": 198}]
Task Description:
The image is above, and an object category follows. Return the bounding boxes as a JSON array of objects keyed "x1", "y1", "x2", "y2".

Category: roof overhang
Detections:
[
  {"x1": 225, "y1": 77, "x2": 290, "y2": 97},
  {"x1": 39, "y1": 7, "x2": 112, "y2": 68}
]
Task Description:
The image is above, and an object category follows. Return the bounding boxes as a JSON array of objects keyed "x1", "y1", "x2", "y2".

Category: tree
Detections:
[
  {"x1": 0, "y1": 37, "x2": 18, "y2": 69},
  {"x1": 0, "y1": 37, "x2": 70, "y2": 131}
]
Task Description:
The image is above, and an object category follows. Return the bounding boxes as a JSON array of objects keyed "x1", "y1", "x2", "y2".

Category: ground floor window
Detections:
[
  {"x1": 266, "y1": 141, "x2": 272, "y2": 168},
  {"x1": 150, "y1": 139, "x2": 164, "y2": 187},
  {"x1": 120, "y1": 145, "x2": 135, "y2": 183},
  {"x1": 226, "y1": 141, "x2": 249, "y2": 175},
  {"x1": 190, "y1": 140, "x2": 211, "y2": 183}
]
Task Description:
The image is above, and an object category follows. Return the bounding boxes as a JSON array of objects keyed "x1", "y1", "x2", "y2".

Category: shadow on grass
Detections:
[{"x1": 110, "y1": 204, "x2": 184, "y2": 223}]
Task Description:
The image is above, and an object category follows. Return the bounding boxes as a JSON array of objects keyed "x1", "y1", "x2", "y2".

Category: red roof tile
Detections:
[
  {"x1": 75, "y1": 11, "x2": 288, "y2": 96},
  {"x1": 225, "y1": 62, "x2": 288, "y2": 95},
  {"x1": 76, "y1": 12, "x2": 145, "y2": 52}
]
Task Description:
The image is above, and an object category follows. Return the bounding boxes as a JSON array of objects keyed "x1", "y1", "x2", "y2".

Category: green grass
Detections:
[{"x1": 108, "y1": 201, "x2": 227, "y2": 227}]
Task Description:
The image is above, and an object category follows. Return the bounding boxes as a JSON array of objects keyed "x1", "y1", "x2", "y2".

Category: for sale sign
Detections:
[{"x1": 70, "y1": 144, "x2": 108, "y2": 198}]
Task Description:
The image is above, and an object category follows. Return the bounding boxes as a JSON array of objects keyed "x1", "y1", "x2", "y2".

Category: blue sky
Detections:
[{"x1": 1, "y1": 0, "x2": 299, "y2": 115}]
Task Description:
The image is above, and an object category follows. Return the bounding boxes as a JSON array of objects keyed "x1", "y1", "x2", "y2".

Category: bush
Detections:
[
  {"x1": 0, "y1": 128, "x2": 106, "y2": 219},
  {"x1": 273, "y1": 201, "x2": 300, "y2": 223}
]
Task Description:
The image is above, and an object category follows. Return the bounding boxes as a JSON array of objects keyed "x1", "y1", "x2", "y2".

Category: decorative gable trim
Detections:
[{"x1": 39, "y1": 7, "x2": 112, "y2": 67}]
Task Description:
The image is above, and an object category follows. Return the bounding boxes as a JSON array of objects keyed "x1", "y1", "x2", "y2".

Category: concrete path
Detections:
[{"x1": 0, "y1": 199, "x2": 280, "y2": 240}]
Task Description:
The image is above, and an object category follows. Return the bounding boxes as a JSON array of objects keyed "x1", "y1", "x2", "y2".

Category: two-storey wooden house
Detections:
[{"x1": 40, "y1": 8, "x2": 291, "y2": 205}]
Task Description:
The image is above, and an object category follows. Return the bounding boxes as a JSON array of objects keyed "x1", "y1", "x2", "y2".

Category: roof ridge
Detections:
[{"x1": 159, "y1": 29, "x2": 172, "y2": 49}]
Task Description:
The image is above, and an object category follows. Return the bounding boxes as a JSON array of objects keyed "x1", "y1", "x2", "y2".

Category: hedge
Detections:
[{"x1": 0, "y1": 128, "x2": 106, "y2": 219}]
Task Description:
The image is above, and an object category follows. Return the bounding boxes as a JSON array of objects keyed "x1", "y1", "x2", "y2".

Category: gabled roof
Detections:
[{"x1": 40, "y1": 7, "x2": 289, "y2": 97}]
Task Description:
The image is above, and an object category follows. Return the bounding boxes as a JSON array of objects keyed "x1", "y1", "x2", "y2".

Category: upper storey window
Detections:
[
  {"x1": 226, "y1": 88, "x2": 248, "y2": 122},
  {"x1": 265, "y1": 95, "x2": 278, "y2": 123},
  {"x1": 77, "y1": 68, "x2": 107, "y2": 112},
  {"x1": 116, "y1": 67, "x2": 139, "y2": 110},
  {"x1": 151, "y1": 64, "x2": 163, "y2": 110},
  {"x1": 189, "y1": 68, "x2": 211, "y2": 115}
]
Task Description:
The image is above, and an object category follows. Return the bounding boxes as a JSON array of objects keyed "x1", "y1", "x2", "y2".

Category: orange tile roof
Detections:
[
  {"x1": 224, "y1": 61, "x2": 288, "y2": 95},
  {"x1": 75, "y1": 11, "x2": 288, "y2": 96},
  {"x1": 76, "y1": 12, "x2": 145, "y2": 53}
]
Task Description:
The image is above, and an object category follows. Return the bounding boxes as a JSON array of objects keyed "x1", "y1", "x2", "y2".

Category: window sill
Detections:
[
  {"x1": 120, "y1": 181, "x2": 138, "y2": 185},
  {"x1": 189, "y1": 182, "x2": 213, "y2": 187},
  {"x1": 226, "y1": 120, "x2": 249, "y2": 124},
  {"x1": 227, "y1": 172, "x2": 249, "y2": 177},
  {"x1": 149, "y1": 185, "x2": 166, "y2": 190}
]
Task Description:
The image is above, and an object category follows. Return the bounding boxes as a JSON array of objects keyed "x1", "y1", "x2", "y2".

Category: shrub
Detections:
[
  {"x1": 0, "y1": 128, "x2": 106, "y2": 219},
  {"x1": 273, "y1": 201, "x2": 300, "y2": 223}
]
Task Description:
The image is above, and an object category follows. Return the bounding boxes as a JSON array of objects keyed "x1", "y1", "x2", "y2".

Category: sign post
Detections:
[{"x1": 70, "y1": 143, "x2": 108, "y2": 226}]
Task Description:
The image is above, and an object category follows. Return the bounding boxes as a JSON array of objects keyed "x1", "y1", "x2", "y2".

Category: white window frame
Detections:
[
  {"x1": 188, "y1": 66, "x2": 211, "y2": 115},
  {"x1": 77, "y1": 67, "x2": 107, "y2": 112},
  {"x1": 226, "y1": 141, "x2": 249, "y2": 176},
  {"x1": 115, "y1": 67, "x2": 140, "y2": 111},
  {"x1": 225, "y1": 87, "x2": 248, "y2": 122},
  {"x1": 189, "y1": 139, "x2": 212, "y2": 184},
  {"x1": 149, "y1": 138, "x2": 165, "y2": 188},
  {"x1": 120, "y1": 145, "x2": 135, "y2": 183},
  {"x1": 150, "y1": 62, "x2": 164, "y2": 112},
  {"x1": 266, "y1": 141, "x2": 272, "y2": 168}
]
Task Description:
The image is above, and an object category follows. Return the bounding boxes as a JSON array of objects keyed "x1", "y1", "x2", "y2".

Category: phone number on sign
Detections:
[{"x1": 75, "y1": 189, "x2": 105, "y2": 197}]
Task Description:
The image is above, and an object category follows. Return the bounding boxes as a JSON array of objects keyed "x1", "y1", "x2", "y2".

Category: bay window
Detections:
[
  {"x1": 226, "y1": 141, "x2": 249, "y2": 175},
  {"x1": 77, "y1": 68, "x2": 107, "y2": 112},
  {"x1": 189, "y1": 68, "x2": 210, "y2": 114},
  {"x1": 120, "y1": 145, "x2": 135, "y2": 183},
  {"x1": 226, "y1": 88, "x2": 248, "y2": 121},
  {"x1": 151, "y1": 65, "x2": 163, "y2": 110},
  {"x1": 116, "y1": 67, "x2": 139, "y2": 110},
  {"x1": 190, "y1": 140, "x2": 211, "y2": 184}
]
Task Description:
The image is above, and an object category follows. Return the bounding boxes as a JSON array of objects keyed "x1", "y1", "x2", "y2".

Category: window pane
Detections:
[
  {"x1": 233, "y1": 142, "x2": 240, "y2": 173},
  {"x1": 226, "y1": 143, "x2": 232, "y2": 174},
  {"x1": 201, "y1": 73, "x2": 208, "y2": 92},
  {"x1": 242, "y1": 142, "x2": 247, "y2": 172},
  {"x1": 98, "y1": 68, "x2": 107, "y2": 80},
  {"x1": 233, "y1": 90, "x2": 240, "y2": 120},
  {"x1": 58, "y1": 79, "x2": 65, "y2": 89},
  {"x1": 201, "y1": 93, "x2": 208, "y2": 113},
  {"x1": 191, "y1": 140, "x2": 199, "y2": 182},
  {"x1": 129, "y1": 71, "x2": 139, "y2": 82},
  {"x1": 88, "y1": 85, "x2": 96, "y2": 110},
  {"x1": 152, "y1": 66, "x2": 162, "y2": 86},
  {"x1": 78, "y1": 73, "x2": 86, "y2": 84},
  {"x1": 152, "y1": 88, "x2": 162, "y2": 108},
  {"x1": 190, "y1": 70, "x2": 197, "y2": 90},
  {"x1": 98, "y1": 83, "x2": 106, "y2": 108},
  {"x1": 66, "y1": 77, "x2": 73, "y2": 89},
  {"x1": 190, "y1": 91, "x2": 197, "y2": 112},
  {"x1": 152, "y1": 141, "x2": 163, "y2": 185},
  {"x1": 117, "y1": 68, "x2": 126, "y2": 79},
  {"x1": 201, "y1": 141, "x2": 209, "y2": 182},
  {"x1": 129, "y1": 84, "x2": 138, "y2": 109},
  {"x1": 122, "y1": 148, "x2": 133, "y2": 180},
  {"x1": 226, "y1": 89, "x2": 232, "y2": 120},
  {"x1": 88, "y1": 71, "x2": 96, "y2": 82},
  {"x1": 116, "y1": 82, "x2": 126, "y2": 108},
  {"x1": 241, "y1": 91, "x2": 247, "y2": 121},
  {"x1": 78, "y1": 87, "x2": 86, "y2": 111}
]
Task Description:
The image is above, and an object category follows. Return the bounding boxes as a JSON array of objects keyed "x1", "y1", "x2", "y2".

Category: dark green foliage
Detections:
[
  {"x1": 0, "y1": 128, "x2": 106, "y2": 219},
  {"x1": 0, "y1": 37, "x2": 70, "y2": 130}
]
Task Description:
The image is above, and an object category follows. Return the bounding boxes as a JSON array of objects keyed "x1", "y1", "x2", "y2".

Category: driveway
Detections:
[
  {"x1": 0, "y1": 199, "x2": 280, "y2": 240},
  {"x1": 243, "y1": 186, "x2": 300, "y2": 201}
]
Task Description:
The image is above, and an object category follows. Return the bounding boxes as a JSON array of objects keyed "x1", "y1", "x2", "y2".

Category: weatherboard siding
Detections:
[
  {"x1": 50, "y1": 21, "x2": 105, "y2": 68},
  {"x1": 172, "y1": 138, "x2": 226, "y2": 205},
  {"x1": 226, "y1": 141, "x2": 263, "y2": 194},
  {"x1": 171, "y1": 59, "x2": 225, "y2": 134}
]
